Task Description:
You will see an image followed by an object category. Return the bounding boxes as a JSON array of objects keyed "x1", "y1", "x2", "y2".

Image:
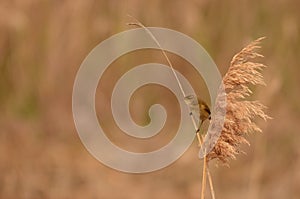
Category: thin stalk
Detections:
[
  {"x1": 127, "y1": 15, "x2": 201, "y2": 145},
  {"x1": 127, "y1": 17, "x2": 213, "y2": 199},
  {"x1": 201, "y1": 152, "x2": 207, "y2": 199},
  {"x1": 207, "y1": 166, "x2": 216, "y2": 199}
]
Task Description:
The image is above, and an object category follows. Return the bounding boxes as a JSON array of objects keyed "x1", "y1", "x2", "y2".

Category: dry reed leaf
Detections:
[{"x1": 205, "y1": 37, "x2": 271, "y2": 165}]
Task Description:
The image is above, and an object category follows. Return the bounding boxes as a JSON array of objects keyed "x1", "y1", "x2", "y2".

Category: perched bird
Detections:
[{"x1": 184, "y1": 95, "x2": 211, "y2": 133}]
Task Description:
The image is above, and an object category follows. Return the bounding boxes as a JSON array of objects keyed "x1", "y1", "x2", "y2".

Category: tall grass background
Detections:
[{"x1": 1, "y1": 0, "x2": 299, "y2": 198}]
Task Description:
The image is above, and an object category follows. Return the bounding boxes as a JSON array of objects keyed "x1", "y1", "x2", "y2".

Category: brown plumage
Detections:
[{"x1": 184, "y1": 95, "x2": 211, "y2": 131}]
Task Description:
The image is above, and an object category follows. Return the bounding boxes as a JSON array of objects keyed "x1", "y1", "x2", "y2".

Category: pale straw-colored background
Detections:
[{"x1": 1, "y1": 0, "x2": 299, "y2": 198}]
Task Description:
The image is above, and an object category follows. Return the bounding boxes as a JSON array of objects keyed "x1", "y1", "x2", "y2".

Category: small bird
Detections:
[{"x1": 184, "y1": 95, "x2": 211, "y2": 133}]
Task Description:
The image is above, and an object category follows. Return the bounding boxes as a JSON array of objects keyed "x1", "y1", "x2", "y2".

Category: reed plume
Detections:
[{"x1": 203, "y1": 37, "x2": 270, "y2": 165}]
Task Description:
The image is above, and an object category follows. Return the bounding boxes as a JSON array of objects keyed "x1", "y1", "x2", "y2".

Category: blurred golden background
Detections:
[{"x1": 1, "y1": 0, "x2": 299, "y2": 198}]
